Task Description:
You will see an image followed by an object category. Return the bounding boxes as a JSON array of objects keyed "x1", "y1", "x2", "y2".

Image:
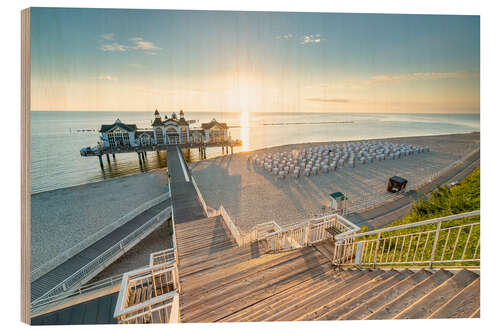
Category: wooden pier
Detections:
[{"x1": 83, "y1": 141, "x2": 239, "y2": 168}]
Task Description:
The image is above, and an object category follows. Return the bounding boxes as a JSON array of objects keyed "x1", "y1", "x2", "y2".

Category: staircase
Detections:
[{"x1": 176, "y1": 238, "x2": 479, "y2": 322}]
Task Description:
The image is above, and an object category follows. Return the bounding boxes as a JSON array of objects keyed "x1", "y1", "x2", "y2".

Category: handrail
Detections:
[
  {"x1": 191, "y1": 176, "x2": 209, "y2": 217},
  {"x1": 32, "y1": 206, "x2": 172, "y2": 303},
  {"x1": 218, "y1": 205, "x2": 243, "y2": 246},
  {"x1": 332, "y1": 210, "x2": 480, "y2": 268},
  {"x1": 216, "y1": 206, "x2": 359, "y2": 253},
  {"x1": 32, "y1": 192, "x2": 171, "y2": 281},
  {"x1": 31, "y1": 274, "x2": 124, "y2": 313},
  {"x1": 336, "y1": 210, "x2": 480, "y2": 240},
  {"x1": 114, "y1": 253, "x2": 180, "y2": 324}
]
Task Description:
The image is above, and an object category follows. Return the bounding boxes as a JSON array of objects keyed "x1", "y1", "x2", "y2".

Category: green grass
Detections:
[{"x1": 356, "y1": 168, "x2": 480, "y2": 267}]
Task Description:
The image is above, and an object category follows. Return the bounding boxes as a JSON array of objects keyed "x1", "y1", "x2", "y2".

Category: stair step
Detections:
[
  {"x1": 181, "y1": 250, "x2": 330, "y2": 322},
  {"x1": 301, "y1": 270, "x2": 400, "y2": 321},
  {"x1": 194, "y1": 258, "x2": 333, "y2": 322},
  {"x1": 224, "y1": 269, "x2": 356, "y2": 322},
  {"x1": 273, "y1": 270, "x2": 386, "y2": 322},
  {"x1": 366, "y1": 269, "x2": 453, "y2": 320},
  {"x1": 429, "y1": 276, "x2": 480, "y2": 319},
  {"x1": 181, "y1": 250, "x2": 309, "y2": 297},
  {"x1": 181, "y1": 248, "x2": 325, "y2": 312},
  {"x1": 342, "y1": 269, "x2": 431, "y2": 320},
  {"x1": 320, "y1": 270, "x2": 412, "y2": 320},
  {"x1": 394, "y1": 269, "x2": 479, "y2": 319}
]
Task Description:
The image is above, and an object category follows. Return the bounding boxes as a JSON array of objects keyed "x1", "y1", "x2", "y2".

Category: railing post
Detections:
[
  {"x1": 304, "y1": 221, "x2": 311, "y2": 245},
  {"x1": 429, "y1": 221, "x2": 441, "y2": 269},
  {"x1": 372, "y1": 232, "x2": 381, "y2": 268}
]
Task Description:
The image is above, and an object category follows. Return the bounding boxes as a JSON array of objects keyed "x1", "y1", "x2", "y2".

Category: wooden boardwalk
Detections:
[{"x1": 166, "y1": 145, "x2": 206, "y2": 223}]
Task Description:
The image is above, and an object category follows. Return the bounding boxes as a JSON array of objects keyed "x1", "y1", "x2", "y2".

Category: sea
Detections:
[{"x1": 31, "y1": 111, "x2": 480, "y2": 194}]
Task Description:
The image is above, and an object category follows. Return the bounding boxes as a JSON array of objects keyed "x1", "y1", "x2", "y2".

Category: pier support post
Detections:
[
  {"x1": 98, "y1": 155, "x2": 104, "y2": 168},
  {"x1": 137, "y1": 152, "x2": 142, "y2": 163},
  {"x1": 222, "y1": 146, "x2": 224, "y2": 154},
  {"x1": 112, "y1": 153, "x2": 115, "y2": 159},
  {"x1": 231, "y1": 145, "x2": 233, "y2": 154},
  {"x1": 106, "y1": 154, "x2": 110, "y2": 163}
]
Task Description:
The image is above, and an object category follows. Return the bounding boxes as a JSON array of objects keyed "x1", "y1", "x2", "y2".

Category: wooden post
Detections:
[
  {"x1": 106, "y1": 154, "x2": 110, "y2": 163},
  {"x1": 98, "y1": 155, "x2": 104, "y2": 168},
  {"x1": 231, "y1": 145, "x2": 233, "y2": 154},
  {"x1": 137, "y1": 152, "x2": 142, "y2": 163},
  {"x1": 222, "y1": 146, "x2": 224, "y2": 154},
  {"x1": 112, "y1": 153, "x2": 116, "y2": 159}
]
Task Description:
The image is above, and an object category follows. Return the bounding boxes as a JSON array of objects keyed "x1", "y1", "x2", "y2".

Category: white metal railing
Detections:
[
  {"x1": 33, "y1": 207, "x2": 173, "y2": 304},
  {"x1": 30, "y1": 274, "x2": 124, "y2": 314},
  {"x1": 216, "y1": 205, "x2": 359, "y2": 253},
  {"x1": 114, "y1": 258, "x2": 180, "y2": 324},
  {"x1": 265, "y1": 213, "x2": 360, "y2": 252},
  {"x1": 192, "y1": 176, "x2": 209, "y2": 217},
  {"x1": 332, "y1": 210, "x2": 480, "y2": 268},
  {"x1": 218, "y1": 205, "x2": 244, "y2": 247},
  {"x1": 32, "y1": 192, "x2": 171, "y2": 281}
]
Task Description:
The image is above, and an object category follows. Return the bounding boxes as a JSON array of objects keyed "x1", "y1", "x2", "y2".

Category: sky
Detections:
[{"x1": 30, "y1": 8, "x2": 480, "y2": 113}]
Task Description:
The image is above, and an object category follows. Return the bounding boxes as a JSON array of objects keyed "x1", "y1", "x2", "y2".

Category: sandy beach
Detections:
[
  {"x1": 30, "y1": 168, "x2": 169, "y2": 270},
  {"x1": 191, "y1": 132, "x2": 480, "y2": 233}
]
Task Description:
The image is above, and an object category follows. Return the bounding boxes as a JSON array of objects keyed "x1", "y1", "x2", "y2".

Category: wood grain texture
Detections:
[{"x1": 21, "y1": 7, "x2": 31, "y2": 325}]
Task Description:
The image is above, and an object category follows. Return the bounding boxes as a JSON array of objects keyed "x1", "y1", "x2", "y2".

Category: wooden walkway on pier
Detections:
[
  {"x1": 31, "y1": 198, "x2": 171, "y2": 302},
  {"x1": 166, "y1": 145, "x2": 207, "y2": 223}
]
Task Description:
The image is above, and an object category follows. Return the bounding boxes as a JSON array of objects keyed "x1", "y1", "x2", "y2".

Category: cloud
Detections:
[
  {"x1": 98, "y1": 36, "x2": 161, "y2": 54},
  {"x1": 129, "y1": 37, "x2": 161, "y2": 51},
  {"x1": 99, "y1": 43, "x2": 127, "y2": 52},
  {"x1": 301, "y1": 34, "x2": 322, "y2": 44},
  {"x1": 367, "y1": 69, "x2": 479, "y2": 84},
  {"x1": 276, "y1": 33, "x2": 294, "y2": 40},
  {"x1": 99, "y1": 33, "x2": 115, "y2": 40},
  {"x1": 306, "y1": 98, "x2": 349, "y2": 103},
  {"x1": 98, "y1": 75, "x2": 117, "y2": 81}
]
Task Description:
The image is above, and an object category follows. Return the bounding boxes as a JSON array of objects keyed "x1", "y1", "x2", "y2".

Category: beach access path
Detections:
[
  {"x1": 31, "y1": 169, "x2": 170, "y2": 269},
  {"x1": 31, "y1": 197, "x2": 171, "y2": 302}
]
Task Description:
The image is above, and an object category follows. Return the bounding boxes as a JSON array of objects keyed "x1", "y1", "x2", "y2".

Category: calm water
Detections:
[{"x1": 31, "y1": 111, "x2": 479, "y2": 194}]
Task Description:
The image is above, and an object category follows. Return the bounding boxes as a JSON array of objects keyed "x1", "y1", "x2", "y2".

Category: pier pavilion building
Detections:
[{"x1": 99, "y1": 110, "x2": 229, "y2": 148}]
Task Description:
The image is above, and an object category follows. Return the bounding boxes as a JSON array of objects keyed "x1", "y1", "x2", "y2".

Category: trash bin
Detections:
[{"x1": 387, "y1": 176, "x2": 408, "y2": 193}]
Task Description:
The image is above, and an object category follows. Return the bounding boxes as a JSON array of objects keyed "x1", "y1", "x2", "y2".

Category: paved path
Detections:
[
  {"x1": 31, "y1": 198, "x2": 171, "y2": 302},
  {"x1": 348, "y1": 150, "x2": 480, "y2": 229},
  {"x1": 31, "y1": 293, "x2": 118, "y2": 325}
]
